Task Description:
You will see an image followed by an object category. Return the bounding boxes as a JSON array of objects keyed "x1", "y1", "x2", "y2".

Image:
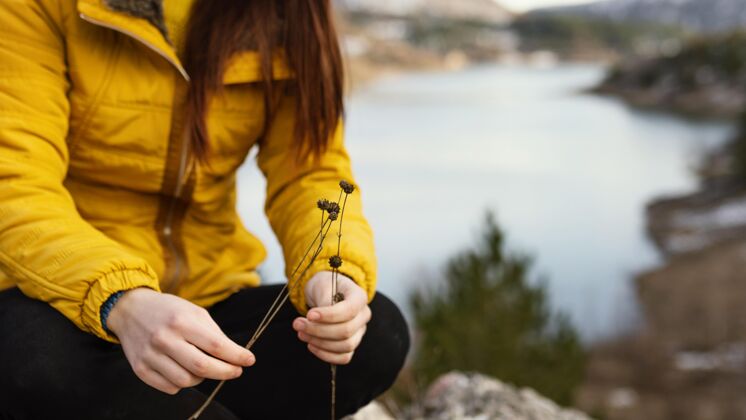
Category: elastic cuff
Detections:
[
  {"x1": 81, "y1": 268, "x2": 160, "y2": 343},
  {"x1": 100, "y1": 290, "x2": 126, "y2": 337}
]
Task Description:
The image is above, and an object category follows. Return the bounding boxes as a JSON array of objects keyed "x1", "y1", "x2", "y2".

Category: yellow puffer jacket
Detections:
[{"x1": 0, "y1": 0, "x2": 376, "y2": 342}]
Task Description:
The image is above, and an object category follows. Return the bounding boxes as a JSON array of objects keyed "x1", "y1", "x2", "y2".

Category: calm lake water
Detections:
[{"x1": 237, "y1": 63, "x2": 734, "y2": 340}]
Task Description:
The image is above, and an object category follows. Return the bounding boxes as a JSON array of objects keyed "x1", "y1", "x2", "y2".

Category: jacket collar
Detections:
[
  {"x1": 77, "y1": 0, "x2": 187, "y2": 79},
  {"x1": 76, "y1": 0, "x2": 295, "y2": 84}
]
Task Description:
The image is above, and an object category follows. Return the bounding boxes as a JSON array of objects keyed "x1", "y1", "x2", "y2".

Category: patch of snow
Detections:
[
  {"x1": 607, "y1": 387, "x2": 639, "y2": 409},
  {"x1": 674, "y1": 198, "x2": 746, "y2": 230},
  {"x1": 675, "y1": 342, "x2": 746, "y2": 372}
]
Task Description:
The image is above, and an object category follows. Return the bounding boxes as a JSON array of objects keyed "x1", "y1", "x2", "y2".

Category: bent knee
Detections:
[
  {"x1": 355, "y1": 292, "x2": 410, "y2": 385},
  {"x1": 369, "y1": 292, "x2": 410, "y2": 360},
  {"x1": 0, "y1": 289, "x2": 110, "y2": 399}
]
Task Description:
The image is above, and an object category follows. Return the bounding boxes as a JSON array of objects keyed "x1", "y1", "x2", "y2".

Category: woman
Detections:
[{"x1": 0, "y1": 0, "x2": 409, "y2": 418}]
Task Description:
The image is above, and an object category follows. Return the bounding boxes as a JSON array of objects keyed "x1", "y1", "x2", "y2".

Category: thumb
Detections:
[{"x1": 305, "y1": 271, "x2": 334, "y2": 308}]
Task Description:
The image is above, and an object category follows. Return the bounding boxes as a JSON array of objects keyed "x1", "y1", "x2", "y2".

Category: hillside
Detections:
[
  {"x1": 336, "y1": 0, "x2": 517, "y2": 89},
  {"x1": 592, "y1": 31, "x2": 746, "y2": 119},
  {"x1": 337, "y1": 0, "x2": 513, "y2": 25},
  {"x1": 534, "y1": 0, "x2": 746, "y2": 33},
  {"x1": 511, "y1": 13, "x2": 684, "y2": 61}
]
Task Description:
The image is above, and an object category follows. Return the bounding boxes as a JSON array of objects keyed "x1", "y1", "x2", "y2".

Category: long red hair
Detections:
[{"x1": 182, "y1": 0, "x2": 345, "y2": 163}]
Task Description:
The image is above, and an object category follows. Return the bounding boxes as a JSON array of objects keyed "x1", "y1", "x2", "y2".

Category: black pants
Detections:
[{"x1": 0, "y1": 286, "x2": 410, "y2": 419}]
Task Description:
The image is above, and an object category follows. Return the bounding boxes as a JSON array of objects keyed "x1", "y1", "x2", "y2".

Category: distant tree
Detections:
[
  {"x1": 732, "y1": 110, "x2": 746, "y2": 184},
  {"x1": 410, "y1": 213, "x2": 586, "y2": 405},
  {"x1": 511, "y1": 14, "x2": 686, "y2": 57}
]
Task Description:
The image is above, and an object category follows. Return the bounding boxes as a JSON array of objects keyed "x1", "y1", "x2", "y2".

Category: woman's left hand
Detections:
[{"x1": 293, "y1": 271, "x2": 371, "y2": 365}]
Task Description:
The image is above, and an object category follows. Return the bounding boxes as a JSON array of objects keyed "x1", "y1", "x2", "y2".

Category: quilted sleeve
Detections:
[
  {"x1": 0, "y1": 0, "x2": 161, "y2": 342},
  {"x1": 256, "y1": 91, "x2": 377, "y2": 314}
]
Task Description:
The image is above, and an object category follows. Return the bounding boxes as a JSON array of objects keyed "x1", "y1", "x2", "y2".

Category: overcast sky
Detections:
[{"x1": 499, "y1": 0, "x2": 598, "y2": 13}]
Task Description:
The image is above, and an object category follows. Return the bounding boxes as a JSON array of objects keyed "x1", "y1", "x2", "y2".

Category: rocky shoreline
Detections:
[
  {"x1": 592, "y1": 81, "x2": 744, "y2": 120},
  {"x1": 577, "y1": 136, "x2": 746, "y2": 419}
]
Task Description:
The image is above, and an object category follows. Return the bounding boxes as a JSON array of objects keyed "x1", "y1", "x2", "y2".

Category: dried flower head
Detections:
[
  {"x1": 340, "y1": 180, "x2": 355, "y2": 194},
  {"x1": 328, "y1": 255, "x2": 343, "y2": 268},
  {"x1": 192, "y1": 185, "x2": 346, "y2": 419},
  {"x1": 317, "y1": 199, "x2": 331, "y2": 211}
]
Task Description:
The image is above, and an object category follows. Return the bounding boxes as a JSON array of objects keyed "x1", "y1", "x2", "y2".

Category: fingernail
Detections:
[
  {"x1": 247, "y1": 354, "x2": 255, "y2": 365},
  {"x1": 308, "y1": 311, "x2": 321, "y2": 321},
  {"x1": 293, "y1": 319, "x2": 306, "y2": 331}
]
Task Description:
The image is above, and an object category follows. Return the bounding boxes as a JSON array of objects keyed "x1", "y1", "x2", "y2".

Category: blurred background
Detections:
[{"x1": 238, "y1": 0, "x2": 746, "y2": 418}]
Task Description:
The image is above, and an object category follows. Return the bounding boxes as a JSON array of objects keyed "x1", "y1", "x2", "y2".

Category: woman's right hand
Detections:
[{"x1": 107, "y1": 288, "x2": 255, "y2": 395}]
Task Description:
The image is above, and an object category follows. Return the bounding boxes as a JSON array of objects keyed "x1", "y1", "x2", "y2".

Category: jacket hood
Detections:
[{"x1": 103, "y1": 0, "x2": 169, "y2": 39}]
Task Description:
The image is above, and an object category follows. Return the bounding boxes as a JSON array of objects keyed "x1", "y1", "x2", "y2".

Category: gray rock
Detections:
[
  {"x1": 345, "y1": 401, "x2": 394, "y2": 420},
  {"x1": 406, "y1": 371, "x2": 592, "y2": 420}
]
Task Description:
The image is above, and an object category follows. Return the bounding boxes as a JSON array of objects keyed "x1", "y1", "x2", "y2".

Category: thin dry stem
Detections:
[
  {"x1": 329, "y1": 189, "x2": 350, "y2": 420},
  {"x1": 190, "y1": 216, "x2": 336, "y2": 419},
  {"x1": 190, "y1": 184, "x2": 353, "y2": 420},
  {"x1": 246, "y1": 217, "x2": 333, "y2": 345}
]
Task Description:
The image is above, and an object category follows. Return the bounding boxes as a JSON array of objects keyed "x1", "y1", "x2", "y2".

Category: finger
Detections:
[
  {"x1": 145, "y1": 351, "x2": 204, "y2": 389},
  {"x1": 298, "y1": 325, "x2": 366, "y2": 354},
  {"x1": 134, "y1": 363, "x2": 180, "y2": 395},
  {"x1": 307, "y1": 293, "x2": 366, "y2": 324},
  {"x1": 307, "y1": 343, "x2": 355, "y2": 365},
  {"x1": 182, "y1": 317, "x2": 255, "y2": 367},
  {"x1": 294, "y1": 306, "x2": 371, "y2": 340},
  {"x1": 166, "y1": 339, "x2": 245, "y2": 381}
]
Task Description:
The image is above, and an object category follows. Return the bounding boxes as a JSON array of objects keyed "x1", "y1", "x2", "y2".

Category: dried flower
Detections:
[
  {"x1": 191, "y1": 180, "x2": 356, "y2": 420},
  {"x1": 328, "y1": 255, "x2": 342, "y2": 268},
  {"x1": 317, "y1": 199, "x2": 331, "y2": 211},
  {"x1": 339, "y1": 180, "x2": 355, "y2": 194}
]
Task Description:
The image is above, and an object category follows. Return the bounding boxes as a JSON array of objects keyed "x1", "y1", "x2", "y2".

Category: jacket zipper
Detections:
[
  {"x1": 161, "y1": 132, "x2": 193, "y2": 293},
  {"x1": 80, "y1": 12, "x2": 193, "y2": 293}
]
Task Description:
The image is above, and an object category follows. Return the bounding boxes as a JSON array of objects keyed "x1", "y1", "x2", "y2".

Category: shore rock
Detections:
[
  {"x1": 576, "y1": 237, "x2": 746, "y2": 419},
  {"x1": 406, "y1": 372, "x2": 592, "y2": 420},
  {"x1": 637, "y1": 238, "x2": 746, "y2": 350}
]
